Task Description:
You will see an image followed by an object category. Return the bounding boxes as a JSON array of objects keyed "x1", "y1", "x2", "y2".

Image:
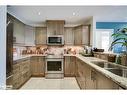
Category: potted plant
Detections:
[{"x1": 109, "y1": 28, "x2": 127, "y2": 65}]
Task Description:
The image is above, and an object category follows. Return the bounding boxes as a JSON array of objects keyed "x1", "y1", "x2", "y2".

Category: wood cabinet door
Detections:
[
  {"x1": 24, "y1": 25, "x2": 35, "y2": 46},
  {"x1": 56, "y1": 21, "x2": 64, "y2": 35},
  {"x1": 38, "y1": 57, "x2": 45, "y2": 76},
  {"x1": 95, "y1": 71, "x2": 119, "y2": 89},
  {"x1": 64, "y1": 56, "x2": 75, "y2": 77},
  {"x1": 70, "y1": 56, "x2": 75, "y2": 76},
  {"x1": 47, "y1": 21, "x2": 64, "y2": 35},
  {"x1": 35, "y1": 27, "x2": 47, "y2": 45},
  {"x1": 47, "y1": 21, "x2": 56, "y2": 35},
  {"x1": 76, "y1": 59, "x2": 86, "y2": 89},
  {"x1": 64, "y1": 27, "x2": 74, "y2": 45},
  {"x1": 30, "y1": 57, "x2": 38, "y2": 75},
  {"x1": 74, "y1": 25, "x2": 90, "y2": 45},
  {"x1": 99, "y1": 54, "x2": 108, "y2": 60},
  {"x1": 83, "y1": 64, "x2": 97, "y2": 89},
  {"x1": 13, "y1": 58, "x2": 30, "y2": 89},
  {"x1": 64, "y1": 56, "x2": 71, "y2": 76},
  {"x1": 13, "y1": 19, "x2": 25, "y2": 44},
  {"x1": 82, "y1": 26, "x2": 90, "y2": 45},
  {"x1": 74, "y1": 26, "x2": 82, "y2": 45},
  {"x1": 30, "y1": 57, "x2": 45, "y2": 76}
]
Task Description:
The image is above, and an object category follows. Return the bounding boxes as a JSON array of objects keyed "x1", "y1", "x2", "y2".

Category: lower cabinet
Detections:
[
  {"x1": 95, "y1": 70, "x2": 119, "y2": 89},
  {"x1": 64, "y1": 56, "x2": 76, "y2": 77},
  {"x1": 75, "y1": 58, "x2": 119, "y2": 89},
  {"x1": 13, "y1": 58, "x2": 31, "y2": 89},
  {"x1": 30, "y1": 56, "x2": 45, "y2": 76}
]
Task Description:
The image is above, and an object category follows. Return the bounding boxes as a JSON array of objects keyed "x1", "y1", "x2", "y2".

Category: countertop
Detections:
[
  {"x1": 13, "y1": 54, "x2": 47, "y2": 61},
  {"x1": 76, "y1": 54, "x2": 127, "y2": 89},
  {"x1": 93, "y1": 51, "x2": 117, "y2": 55},
  {"x1": 13, "y1": 54, "x2": 127, "y2": 89},
  {"x1": 13, "y1": 54, "x2": 76, "y2": 61}
]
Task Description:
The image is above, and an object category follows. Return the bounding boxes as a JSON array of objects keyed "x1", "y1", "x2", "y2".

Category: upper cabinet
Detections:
[
  {"x1": 13, "y1": 18, "x2": 35, "y2": 46},
  {"x1": 64, "y1": 27, "x2": 74, "y2": 45},
  {"x1": 46, "y1": 20, "x2": 65, "y2": 36},
  {"x1": 24, "y1": 25, "x2": 35, "y2": 46},
  {"x1": 74, "y1": 25, "x2": 90, "y2": 45},
  {"x1": 35, "y1": 27, "x2": 47, "y2": 45},
  {"x1": 13, "y1": 19, "x2": 25, "y2": 45}
]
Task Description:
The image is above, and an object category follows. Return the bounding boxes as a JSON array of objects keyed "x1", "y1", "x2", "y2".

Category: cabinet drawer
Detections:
[
  {"x1": 13, "y1": 67, "x2": 20, "y2": 75},
  {"x1": 13, "y1": 64, "x2": 20, "y2": 73},
  {"x1": 100, "y1": 54, "x2": 108, "y2": 60},
  {"x1": 13, "y1": 77, "x2": 21, "y2": 89},
  {"x1": 76, "y1": 71, "x2": 86, "y2": 89},
  {"x1": 13, "y1": 73, "x2": 21, "y2": 80},
  {"x1": 21, "y1": 64, "x2": 30, "y2": 71},
  {"x1": 22, "y1": 71, "x2": 30, "y2": 82}
]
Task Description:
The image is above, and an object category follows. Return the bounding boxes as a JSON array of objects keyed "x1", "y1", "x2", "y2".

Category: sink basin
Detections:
[
  {"x1": 106, "y1": 68, "x2": 127, "y2": 78},
  {"x1": 91, "y1": 61, "x2": 127, "y2": 78},
  {"x1": 91, "y1": 61, "x2": 117, "y2": 68}
]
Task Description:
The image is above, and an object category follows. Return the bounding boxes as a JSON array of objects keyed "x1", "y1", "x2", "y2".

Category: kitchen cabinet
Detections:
[
  {"x1": 35, "y1": 27, "x2": 47, "y2": 45},
  {"x1": 13, "y1": 19, "x2": 25, "y2": 44},
  {"x1": 75, "y1": 58, "x2": 119, "y2": 89},
  {"x1": 46, "y1": 20, "x2": 65, "y2": 35},
  {"x1": 93, "y1": 53, "x2": 100, "y2": 58},
  {"x1": 75, "y1": 58, "x2": 86, "y2": 89},
  {"x1": 64, "y1": 27, "x2": 74, "y2": 45},
  {"x1": 30, "y1": 56, "x2": 45, "y2": 76},
  {"x1": 24, "y1": 25, "x2": 35, "y2": 46},
  {"x1": 76, "y1": 58, "x2": 96, "y2": 89},
  {"x1": 94, "y1": 70, "x2": 119, "y2": 89},
  {"x1": 74, "y1": 25, "x2": 90, "y2": 45},
  {"x1": 13, "y1": 58, "x2": 31, "y2": 89},
  {"x1": 99, "y1": 54, "x2": 108, "y2": 61},
  {"x1": 64, "y1": 56, "x2": 75, "y2": 77}
]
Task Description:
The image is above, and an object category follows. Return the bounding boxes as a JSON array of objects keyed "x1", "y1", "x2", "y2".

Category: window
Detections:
[{"x1": 95, "y1": 29, "x2": 113, "y2": 52}]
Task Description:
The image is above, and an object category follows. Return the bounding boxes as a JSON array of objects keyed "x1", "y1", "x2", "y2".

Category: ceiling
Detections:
[{"x1": 7, "y1": 6, "x2": 127, "y2": 27}]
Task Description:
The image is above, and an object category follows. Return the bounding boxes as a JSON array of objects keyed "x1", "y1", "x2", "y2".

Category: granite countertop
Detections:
[
  {"x1": 13, "y1": 54, "x2": 47, "y2": 61},
  {"x1": 63, "y1": 54, "x2": 76, "y2": 56},
  {"x1": 93, "y1": 51, "x2": 117, "y2": 55},
  {"x1": 76, "y1": 54, "x2": 127, "y2": 89},
  {"x1": 13, "y1": 54, "x2": 76, "y2": 61}
]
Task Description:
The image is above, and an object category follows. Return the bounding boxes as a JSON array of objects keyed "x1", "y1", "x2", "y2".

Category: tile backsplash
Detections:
[{"x1": 13, "y1": 45, "x2": 84, "y2": 56}]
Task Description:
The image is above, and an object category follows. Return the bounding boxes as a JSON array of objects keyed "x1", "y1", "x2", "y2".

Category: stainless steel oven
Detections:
[{"x1": 45, "y1": 55, "x2": 64, "y2": 78}]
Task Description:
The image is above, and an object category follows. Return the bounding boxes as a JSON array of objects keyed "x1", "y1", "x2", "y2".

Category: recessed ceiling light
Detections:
[
  {"x1": 72, "y1": 12, "x2": 76, "y2": 16},
  {"x1": 38, "y1": 12, "x2": 41, "y2": 15}
]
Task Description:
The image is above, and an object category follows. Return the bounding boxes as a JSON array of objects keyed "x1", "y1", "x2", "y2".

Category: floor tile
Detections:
[{"x1": 20, "y1": 77, "x2": 80, "y2": 90}]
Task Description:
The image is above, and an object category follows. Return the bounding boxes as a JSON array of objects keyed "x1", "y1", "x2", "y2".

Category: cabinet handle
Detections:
[{"x1": 91, "y1": 70, "x2": 96, "y2": 81}]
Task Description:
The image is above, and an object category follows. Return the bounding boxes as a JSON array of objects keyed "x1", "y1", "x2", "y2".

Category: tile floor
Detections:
[{"x1": 20, "y1": 77, "x2": 80, "y2": 89}]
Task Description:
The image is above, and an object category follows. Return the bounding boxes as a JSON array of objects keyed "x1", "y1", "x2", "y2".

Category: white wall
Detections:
[{"x1": 0, "y1": 6, "x2": 6, "y2": 89}]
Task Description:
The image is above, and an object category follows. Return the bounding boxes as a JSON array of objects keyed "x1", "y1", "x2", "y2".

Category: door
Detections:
[
  {"x1": 95, "y1": 71, "x2": 119, "y2": 89},
  {"x1": 13, "y1": 19, "x2": 25, "y2": 44},
  {"x1": 95, "y1": 29, "x2": 113, "y2": 52},
  {"x1": 24, "y1": 25, "x2": 35, "y2": 46},
  {"x1": 64, "y1": 27, "x2": 74, "y2": 45},
  {"x1": 74, "y1": 26, "x2": 82, "y2": 45},
  {"x1": 35, "y1": 27, "x2": 47, "y2": 45},
  {"x1": 64, "y1": 56, "x2": 75, "y2": 76},
  {"x1": 46, "y1": 58, "x2": 63, "y2": 74}
]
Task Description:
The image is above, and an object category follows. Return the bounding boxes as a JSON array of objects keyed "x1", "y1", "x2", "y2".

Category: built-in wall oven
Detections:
[{"x1": 45, "y1": 55, "x2": 64, "y2": 78}]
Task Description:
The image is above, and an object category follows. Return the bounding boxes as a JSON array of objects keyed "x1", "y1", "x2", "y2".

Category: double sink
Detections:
[{"x1": 91, "y1": 61, "x2": 127, "y2": 78}]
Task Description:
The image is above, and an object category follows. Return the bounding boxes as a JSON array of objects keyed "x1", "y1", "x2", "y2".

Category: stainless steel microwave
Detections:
[{"x1": 47, "y1": 35, "x2": 64, "y2": 45}]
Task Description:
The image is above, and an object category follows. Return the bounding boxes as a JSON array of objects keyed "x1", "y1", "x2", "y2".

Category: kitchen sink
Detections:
[
  {"x1": 106, "y1": 68, "x2": 127, "y2": 78},
  {"x1": 91, "y1": 61, "x2": 117, "y2": 68},
  {"x1": 91, "y1": 61, "x2": 127, "y2": 78}
]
